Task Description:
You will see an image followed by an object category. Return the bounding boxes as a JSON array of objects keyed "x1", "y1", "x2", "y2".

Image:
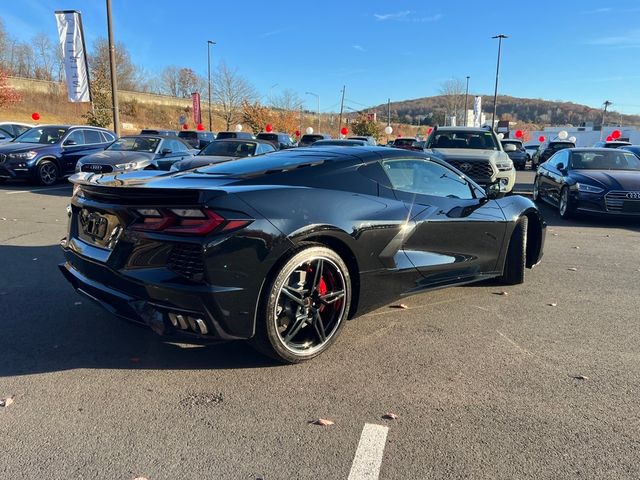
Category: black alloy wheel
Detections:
[
  {"x1": 37, "y1": 160, "x2": 59, "y2": 186},
  {"x1": 532, "y1": 176, "x2": 542, "y2": 202},
  {"x1": 252, "y1": 245, "x2": 351, "y2": 363},
  {"x1": 500, "y1": 216, "x2": 528, "y2": 285},
  {"x1": 559, "y1": 186, "x2": 574, "y2": 219}
]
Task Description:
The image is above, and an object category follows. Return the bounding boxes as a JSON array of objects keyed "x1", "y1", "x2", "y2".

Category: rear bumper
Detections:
[{"x1": 59, "y1": 240, "x2": 257, "y2": 342}]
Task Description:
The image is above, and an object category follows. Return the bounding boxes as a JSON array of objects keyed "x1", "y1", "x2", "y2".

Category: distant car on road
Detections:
[
  {"x1": 76, "y1": 135, "x2": 195, "y2": 174},
  {"x1": 0, "y1": 122, "x2": 32, "y2": 144},
  {"x1": 178, "y1": 130, "x2": 216, "y2": 149},
  {"x1": 0, "y1": 125, "x2": 115, "y2": 185},
  {"x1": 533, "y1": 147, "x2": 640, "y2": 218},
  {"x1": 531, "y1": 140, "x2": 575, "y2": 169},
  {"x1": 391, "y1": 137, "x2": 419, "y2": 150},
  {"x1": 170, "y1": 139, "x2": 276, "y2": 171},
  {"x1": 256, "y1": 132, "x2": 296, "y2": 150},
  {"x1": 140, "y1": 129, "x2": 178, "y2": 137},
  {"x1": 500, "y1": 139, "x2": 528, "y2": 170},
  {"x1": 348, "y1": 136, "x2": 376, "y2": 146},
  {"x1": 524, "y1": 144, "x2": 539, "y2": 160},
  {"x1": 592, "y1": 140, "x2": 632, "y2": 149},
  {"x1": 310, "y1": 139, "x2": 368, "y2": 147},
  {"x1": 298, "y1": 134, "x2": 332, "y2": 147},
  {"x1": 215, "y1": 131, "x2": 255, "y2": 140}
]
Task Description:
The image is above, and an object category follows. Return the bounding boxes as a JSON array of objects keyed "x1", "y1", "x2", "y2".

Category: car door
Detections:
[
  {"x1": 539, "y1": 150, "x2": 567, "y2": 205},
  {"x1": 60, "y1": 129, "x2": 89, "y2": 173},
  {"x1": 156, "y1": 139, "x2": 187, "y2": 170},
  {"x1": 379, "y1": 157, "x2": 507, "y2": 286}
]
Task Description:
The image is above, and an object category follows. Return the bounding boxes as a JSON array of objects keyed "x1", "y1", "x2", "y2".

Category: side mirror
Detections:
[
  {"x1": 64, "y1": 139, "x2": 78, "y2": 146},
  {"x1": 485, "y1": 182, "x2": 505, "y2": 200},
  {"x1": 161, "y1": 148, "x2": 172, "y2": 155},
  {"x1": 556, "y1": 162, "x2": 565, "y2": 171},
  {"x1": 503, "y1": 143, "x2": 517, "y2": 152}
]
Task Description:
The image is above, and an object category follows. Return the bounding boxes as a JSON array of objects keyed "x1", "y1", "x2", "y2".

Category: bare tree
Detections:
[
  {"x1": 439, "y1": 78, "x2": 467, "y2": 125},
  {"x1": 33, "y1": 33, "x2": 54, "y2": 80},
  {"x1": 89, "y1": 38, "x2": 138, "y2": 91},
  {"x1": 160, "y1": 66, "x2": 180, "y2": 96},
  {"x1": 212, "y1": 62, "x2": 257, "y2": 130},
  {"x1": 271, "y1": 88, "x2": 303, "y2": 111}
]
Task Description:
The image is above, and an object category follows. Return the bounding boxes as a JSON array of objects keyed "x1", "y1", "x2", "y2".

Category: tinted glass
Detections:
[
  {"x1": 14, "y1": 125, "x2": 30, "y2": 136},
  {"x1": 108, "y1": 137, "x2": 161, "y2": 153},
  {"x1": 65, "y1": 130, "x2": 85, "y2": 145},
  {"x1": 178, "y1": 131, "x2": 197, "y2": 139},
  {"x1": 381, "y1": 158, "x2": 474, "y2": 199},
  {"x1": 0, "y1": 127, "x2": 12, "y2": 138},
  {"x1": 15, "y1": 126, "x2": 68, "y2": 144},
  {"x1": 83, "y1": 129, "x2": 103, "y2": 144},
  {"x1": 569, "y1": 150, "x2": 640, "y2": 171},
  {"x1": 548, "y1": 142, "x2": 574, "y2": 152},
  {"x1": 257, "y1": 133, "x2": 278, "y2": 142},
  {"x1": 200, "y1": 141, "x2": 256, "y2": 157},
  {"x1": 101, "y1": 131, "x2": 116, "y2": 143},
  {"x1": 393, "y1": 138, "x2": 416, "y2": 147},
  {"x1": 427, "y1": 130, "x2": 499, "y2": 150}
]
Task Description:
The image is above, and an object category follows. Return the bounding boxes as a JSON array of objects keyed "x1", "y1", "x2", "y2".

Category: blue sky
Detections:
[{"x1": 3, "y1": 0, "x2": 640, "y2": 115}]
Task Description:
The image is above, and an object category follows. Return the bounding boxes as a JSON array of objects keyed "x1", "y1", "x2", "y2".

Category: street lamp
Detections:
[
  {"x1": 600, "y1": 100, "x2": 612, "y2": 140},
  {"x1": 305, "y1": 91, "x2": 320, "y2": 132},
  {"x1": 464, "y1": 75, "x2": 470, "y2": 127},
  {"x1": 105, "y1": 0, "x2": 119, "y2": 136},
  {"x1": 491, "y1": 34, "x2": 508, "y2": 131},
  {"x1": 207, "y1": 40, "x2": 215, "y2": 132}
]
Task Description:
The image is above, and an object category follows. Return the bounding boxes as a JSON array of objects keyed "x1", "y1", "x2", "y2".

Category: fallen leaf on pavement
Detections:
[
  {"x1": 1, "y1": 218, "x2": 6, "y2": 221},
  {"x1": 572, "y1": 246, "x2": 580, "y2": 249},
  {"x1": 0, "y1": 396, "x2": 15, "y2": 408},
  {"x1": 383, "y1": 412, "x2": 399, "y2": 420},
  {"x1": 390, "y1": 304, "x2": 408, "y2": 309},
  {"x1": 133, "y1": 477, "x2": 149, "y2": 480},
  {"x1": 548, "y1": 303, "x2": 558, "y2": 307},
  {"x1": 310, "y1": 418, "x2": 334, "y2": 426},
  {"x1": 494, "y1": 291, "x2": 509, "y2": 296},
  {"x1": 571, "y1": 375, "x2": 589, "y2": 380},
  {"x1": 567, "y1": 268, "x2": 578, "y2": 271},
  {"x1": 552, "y1": 233, "x2": 559, "y2": 236}
]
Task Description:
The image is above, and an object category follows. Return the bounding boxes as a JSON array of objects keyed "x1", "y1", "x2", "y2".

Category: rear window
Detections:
[
  {"x1": 393, "y1": 138, "x2": 416, "y2": 147},
  {"x1": 195, "y1": 150, "x2": 330, "y2": 177},
  {"x1": 257, "y1": 133, "x2": 278, "y2": 141},
  {"x1": 301, "y1": 135, "x2": 325, "y2": 143},
  {"x1": 549, "y1": 142, "x2": 574, "y2": 151},
  {"x1": 178, "y1": 131, "x2": 197, "y2": 139}
]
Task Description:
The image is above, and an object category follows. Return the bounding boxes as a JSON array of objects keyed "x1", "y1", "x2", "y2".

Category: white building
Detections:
[{"x1": 528, "y1": 125, "x2": 640, "y2": 146}]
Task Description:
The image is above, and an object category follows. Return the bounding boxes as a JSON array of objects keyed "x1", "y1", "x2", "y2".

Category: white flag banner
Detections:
[
  {"x1": 55, "y1": 10, "x2": 91, "y2": 103},
  {"x1": 473, "y1": 96, "x2": 482, "y2": 128}
]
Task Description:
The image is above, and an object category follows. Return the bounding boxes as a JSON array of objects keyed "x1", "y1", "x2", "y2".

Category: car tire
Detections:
[
  {"x1": 500, "y1": 216, "x2": 528, "y2": 285},
  {"x1": 36, "y1": 160, "x2": 59, "y2": 186},
  {"x1": 559, "y1": 186, "x2": 574, "y2": 219},
  {"x1": 251, "y1": 244, "x2": 351, "y2": 363},
  {"x1": 532, "y1": 176, "x2": 542, "y2": 203}
]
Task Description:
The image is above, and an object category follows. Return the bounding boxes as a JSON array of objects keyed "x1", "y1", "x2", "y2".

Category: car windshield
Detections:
[
  {"x1": 570, "y1": 150, "x2": 640, "y2": 171},
  {"x1": 178, "y1": 131, "x2": 197, "y2": 139},
  {"x1": 549, "y1": 142, "x2": 574, "y2": 151},
  {"x1": 200, "y1": 141, "x2": 256, "y2": 157},
  {"x1": 14, "y1": 126, "x2": 68, "y2": 144},
  {"x1": 107, "y1": 137, "x2": 160, "y2": 153},
  {"x1": 393, "y1": 138, "x2": 416, "y2": 147},
  {"x1": 257, "y1": 134, "x2": 278, "y2": 141},
  {"x1": 427, "y1": 130, "x2": 499, "y2": 150},
  {"x1": 502, "y1": 141, "x2": 522, "y2": 148}
]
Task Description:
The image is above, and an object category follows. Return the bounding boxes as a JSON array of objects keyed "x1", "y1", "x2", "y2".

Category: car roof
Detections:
[
  {"x1": 435, "y1": 126, "x2": 492, "y2": 133},
  {"x1": 207, "y1": 138, "x2": 272, "y2": 144},
  {"x1": 25, "y1": 124, "x2": 108, "y2": 130},
  {"x1": 566, "y1": 147, "x2": 628, "y2": 152},
  {"x1": 120, "y1": 134, "x2": 163, "y2": 140}
]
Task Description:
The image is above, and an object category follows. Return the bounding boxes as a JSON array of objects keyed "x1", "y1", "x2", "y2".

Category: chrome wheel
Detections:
[
  {"x1": 532, "y1": 177, "x2": 540, "y2": 202},
  {"x1": 559, "y1": 187, "x2": 571, "y2": 218},
  {"x1": 38, "y1": 161, "x2": 58, "y2": 185},
  {"x1": 274, "y1": 256, "x2": 347, "y2": 356}
]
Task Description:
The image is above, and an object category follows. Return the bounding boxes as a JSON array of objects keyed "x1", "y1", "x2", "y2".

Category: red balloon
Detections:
[
  {"x1": 340, "y1": 127, "x2": 348, "y2": 135},
  {"x1": 182, "y1": 123, "x2": 189, "y2": 130},
  {"x1": 606, "y1": 135, "x2": 613, "y2": 142},
  {"x1": 611, "y1": 129, "x2": 621, "y2": 139},
  {"x1": 515, "y1": 130, "x2": 523, "y2": 138},
  {"x1": 196, "y1": 123, "x2": 204, "y2": 131},
  {"x1": 265, "y1": 123, "x2": 273, "y2": 132},
  {"x1": 294, "y1": 130, "x2": 301, "y2": 137},
  {"x1": 538, "y1": 135, "x2": 545, "y2": 142},
  {"x1": 31, "y1": 112, "x2": 40, "y2": 121}
]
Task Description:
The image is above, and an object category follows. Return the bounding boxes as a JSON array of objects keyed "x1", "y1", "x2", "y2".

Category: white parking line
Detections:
[
  {"x1": 348, "y1": 423, "x2": 389, "y2": 480},
  {"x1": 5, "y1": 185, "x2": 71, "y2": 195}
]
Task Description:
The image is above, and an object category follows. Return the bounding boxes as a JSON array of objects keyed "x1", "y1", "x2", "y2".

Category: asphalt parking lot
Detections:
[{"x1": 1, "y1": 175, "x2": 640, "y2": 479}]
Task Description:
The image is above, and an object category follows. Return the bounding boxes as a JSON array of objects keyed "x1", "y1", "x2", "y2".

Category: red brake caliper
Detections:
[{"x1": 318, "y1": 277, "x2": 327, "y2": 311}]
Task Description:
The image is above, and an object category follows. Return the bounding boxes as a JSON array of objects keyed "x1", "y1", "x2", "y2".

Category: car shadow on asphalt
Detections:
[
  {"x1": 0, "y1": 180, "x2": 73, "y2": 197},
  {"x1": 535, "y1": 202, "x2": 640, "y2": 232},
  {"x1": 0, "y1": 244, "x2": 277, "y2": 377}
]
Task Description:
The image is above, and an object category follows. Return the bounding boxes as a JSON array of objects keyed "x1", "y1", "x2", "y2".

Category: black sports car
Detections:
[
  {"x1": 533, "y1": 147, "x2": 640, "y2": 218},
  {"x1": 59, "y1": 147, "x2": 546, "y2": 363}
]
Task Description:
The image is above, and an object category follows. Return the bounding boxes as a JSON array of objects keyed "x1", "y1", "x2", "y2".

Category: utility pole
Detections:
[
  {"x1": 491, "y1": 34, "x2": 508, "y2": 131},
  {"x1": 464, "y1": 76, "x2": 470, "y2": 127},
  {"x1": 207, "y1": 40, "x2": 215, "y2": 132},
  {"x1": 337, "y1": 85, "x2": 346, "y2": 137},
  {"x1": 105, "y1": 0, "x2": 119, "y2": 136},
  {"x1": 600, "y1": 100, "x2": 612, "y2": 140},
  {"x1": 387, "y1": 98, "x2": 391, "y2": 126}
]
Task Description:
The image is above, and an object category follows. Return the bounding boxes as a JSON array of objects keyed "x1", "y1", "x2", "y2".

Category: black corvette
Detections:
[
  {"x1": 59, "y1": 147, "x2": 546, "y2": 362},
  {"x1": 533, "y1": 148, "x2": 640, "y2": 218}
]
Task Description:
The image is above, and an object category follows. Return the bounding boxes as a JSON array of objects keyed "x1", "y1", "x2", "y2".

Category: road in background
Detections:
[{"x1": 1, "y1": 182, "x2": 639, "y2": 479}]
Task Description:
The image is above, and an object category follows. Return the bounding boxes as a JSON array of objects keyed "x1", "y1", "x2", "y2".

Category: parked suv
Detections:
[
  {"x1": 424, "y1": 126, "x2": 516, "y2": 193},
  {"x1": 298, "y1": 134, "x2": 331, "y2": 147},
  {"x1": 215, "y1": 131, "x2": 254, "y2": 140},
  {"x1": 256, "y1": 132, "x2": 295, "y2": 150},
  {"x1": 500, "y1": 139, "x2": 528, "y2": 170},
  {"x1": 531, "y1": 140, "x2": 575, "y2": 168},
  {"x1": 0, "y1": 125, "x2": 116, "y2": 185},
  {"x1": 178, "y1": 130, "x2": 216, "y2": 149},
  {"x1": 0, "y1": 122, "x2": 32, "y2": 144},
  {"x1": 140, "y1": 129, "x2": 177, "y2": 137}
]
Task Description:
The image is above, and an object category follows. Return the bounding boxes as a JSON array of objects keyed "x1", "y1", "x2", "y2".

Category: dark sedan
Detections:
[
  {"x1": 531, "y1": 140, "x2": 575, "y2": 169},
  {"x1": 60, "y1": 146, "x2": 545, "y2": 363},
  {"x1": 309, "y1": 139, "x2": 367, "y2": 147},
  {"x1": 0, "y1": 125, "x2": 115, "y2": 185},
  {"x1": 76, "y1": 135, "x2": 196, "y2": 174},
  {"x1": 501, "y1": 139, "x2": 528, "y2": 170},
  {"x1": 170, "y1": 139, "x2": 275, "y2": 172},
  {"x1": 533, "y1": 148, "x2": 640, "y2": 218}
]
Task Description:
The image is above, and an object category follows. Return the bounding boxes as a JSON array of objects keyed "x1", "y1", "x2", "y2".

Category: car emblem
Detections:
[
  {"x1": 89, "y1": 164, "x2": 102, "y2": 171},
  {"x1": 459, "y1": 162, "x2": 472, "y2": 173},
  {"x1": 626, "y1": 192, "x2": 640, "y2": 200},
  {"x1": 79, "y1": 210, "x2": 109, "y2": 240}
]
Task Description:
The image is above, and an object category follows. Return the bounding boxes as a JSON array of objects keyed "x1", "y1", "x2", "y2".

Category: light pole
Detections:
[
  {"x1": 491, "y1": 34, "x2": 508, "y2": 131},
  {"x1": 207, "y1": 40, "x2": 215, "y2": 132},
  {"x1": 105, "y1": 0, "x2": 119, "y2": 136},
  {"x1": 305, "y1": 91, "x2": 320, "y2": 131},
  {"x1": 464, "y1": 75, "x2": 470, "y2": 127},
  {"x1": 268, "y1": 83, "x2": 278, "y2": 106},
  {"x1": 600, "y1": 100, "x2": 612, "y2": 140}
]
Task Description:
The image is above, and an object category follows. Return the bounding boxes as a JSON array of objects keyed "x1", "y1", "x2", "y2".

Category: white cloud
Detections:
[
  {"x1": 353, "y1": 45, "x2": 366, "y2": 52},
  {"x1": 374, "y1": 10, "x2": 411, "y2": 21},
  {"x1": 373, "y1": 11, "x2": 442, "y2": 23},
  {"x1": 587, "y1": 29, "x2": 640, "y2": 47}
]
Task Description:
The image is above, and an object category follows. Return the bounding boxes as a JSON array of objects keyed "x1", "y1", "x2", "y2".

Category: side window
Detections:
[
  {"x1": 15, "y1": 125, "x2": 30, "y2": 136},
  {"x1": 100, "y1": 131, "x2": 115, "y2": 143},
  {"x1": 173, "y1": 140, "x2": 189, "y2": 152},
  {"x1": 381, "y1": 158, "x2": 474, "y2": 199},
  {"x1": 64, "y1": 129, "x2": 85, "y2": 145},
  {"x1": 83, "y1": 129, "x2": 103, "y2": 144},
  {"x1": 549, "y1": 150, "x2": 566, "y2": 168}
]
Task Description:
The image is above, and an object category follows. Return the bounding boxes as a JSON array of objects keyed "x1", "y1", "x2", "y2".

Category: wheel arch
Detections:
[{"x1": 523, "y1": 208, "x2": 545, "y2": 268}]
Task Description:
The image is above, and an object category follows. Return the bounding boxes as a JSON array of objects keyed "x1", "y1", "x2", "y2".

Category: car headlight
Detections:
[
  {"x1": 496, "y1": 159, "x2": 514, "y2": 171},
  {"x1": 576, "y1": 182, "x2": 604, "y2": 194},
  {"x1": 115, "y1": 161, "x2": 138, "y2": 171},
  {"x1": 8, "y1": 151, "x2": 37, "y2": 160}
]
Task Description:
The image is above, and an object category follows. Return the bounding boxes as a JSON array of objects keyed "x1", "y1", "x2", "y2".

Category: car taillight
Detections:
[{"x1": 132, "y1": 208, "x2": 248, "y2": 235}]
